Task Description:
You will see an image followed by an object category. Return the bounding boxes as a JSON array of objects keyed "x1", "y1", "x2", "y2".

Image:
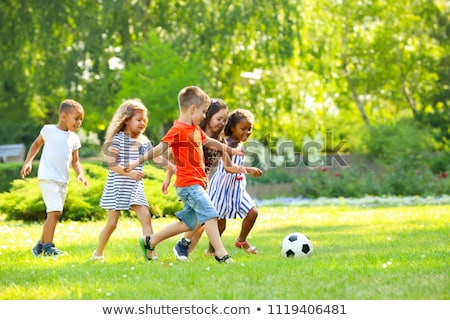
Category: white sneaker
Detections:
[{"x1": 90, "y1": 250, "x2": 104, "y2": 262}]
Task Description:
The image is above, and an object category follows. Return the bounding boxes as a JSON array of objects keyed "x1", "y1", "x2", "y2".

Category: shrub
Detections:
[
  {"x1": 381, "y1": 158, "x2": 449, "y2": 196},
  {"x1": 0, "y1": 162, "x2": 35, "y2": 193},
  {"x1": 0, "y1": 162, "x2": 182, "y2": 222},
  {"x1": 294, "y1": 159, "x2": 449, "y2": 199},
  {"x1": 246, "y1": 167, "x2": 295, "y2": 185},
  {"x1": 362, "y1": 118, "x2": 435, "y2": 164},
  {"x1": 295, "y1": 166, "x2": 381, "y2": 198}
]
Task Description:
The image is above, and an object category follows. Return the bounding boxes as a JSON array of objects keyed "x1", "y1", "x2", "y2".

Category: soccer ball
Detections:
[{"x1": 281, "y1": 232, "x2": 313, "y2": 258}]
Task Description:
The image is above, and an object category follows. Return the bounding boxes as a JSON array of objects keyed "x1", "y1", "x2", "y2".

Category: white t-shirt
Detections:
[{"x1": 38, "y1": 124, "x2": 81, "y2": 183}]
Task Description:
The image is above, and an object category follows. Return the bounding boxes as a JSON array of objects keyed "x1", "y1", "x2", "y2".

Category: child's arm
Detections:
[
  {"x1": 125, "y1": 142, "x2": 169, "y2": 172},
  {"x1": 20, "y1": 134, "x2": 44, "y2": 178},
  {"x1": 106, "y1": 148, "x2": 145, "y2": 180},
  {"x1": 71, "y1": 149, "x2": 89, "y2": 187},
  {"x1": 161, "y1": 166, "x2": 175, "y2": 194},
  {"x1": 203, "y1": 136, "x2": 244, "y2": 157},
  {"x1": 221, "y1": 151, "x2": 263, "y2": 177}
]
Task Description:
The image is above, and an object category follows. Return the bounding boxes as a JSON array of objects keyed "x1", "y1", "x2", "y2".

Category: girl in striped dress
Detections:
[
  {"x1": 92, "y1": 99, "x2": 163, "y2": 261},
  {"x1": 208, "y1": 109, "x2": 263, "y2": 254}
]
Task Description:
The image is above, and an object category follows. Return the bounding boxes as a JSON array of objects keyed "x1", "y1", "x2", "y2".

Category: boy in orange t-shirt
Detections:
[{"x1": 126, "y1": 86, "x2": 241, "y2": 263}]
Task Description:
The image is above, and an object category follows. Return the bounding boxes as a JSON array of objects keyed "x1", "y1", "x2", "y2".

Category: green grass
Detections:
[{"x1": 0, "y1": 205, "x2": 448, "y2": 300}]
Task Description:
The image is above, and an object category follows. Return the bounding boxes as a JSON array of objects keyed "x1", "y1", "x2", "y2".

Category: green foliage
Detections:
[
  {"x1": 362, "y1": 118, "x2": 435, "y2": 164},
  {"x1": 295, "y1": 159, "x2": 449, "y2": 199},
  {"x1": 0, "y1": 162, "x2": 181, "y2": 222},
  {"x1": 1, "y1": 0, "x2": 449, "y2": 156},
  {"x1": 114, "y1": 31, "x2": 204, "y2": 140},
  {"x1": 0, "y1": 162, "x2": 33, "y2": 193},
  {"x1": 295, "y1": 166, "x2": 381, "y2": 198},
  {"x1": 246, "y1": 167, "x2": 295, "y2": 185},
  {"x1": 381, "y1": 158, "x2": 450, "y2": 196}
]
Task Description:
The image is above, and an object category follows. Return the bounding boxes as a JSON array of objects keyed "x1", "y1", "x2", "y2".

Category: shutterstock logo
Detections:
[{"x1": 244, "y1": 131, "x2": 348, "y2": 169}]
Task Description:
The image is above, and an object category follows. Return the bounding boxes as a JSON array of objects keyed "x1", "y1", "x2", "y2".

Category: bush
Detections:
[
  {"x1": 381, "y1": 158, "x2": 449, "y2": 196},
  {"x1": 246, "y1": 167, "x2": 295, "y2": 185},
  {"x1": 0, "y1": 162, "x2": 182, "y2": 222},
  {"x1": 0, "y1": 162, "x2": 35, "y2": 193},
  {"x1": 295, "y1": 166, "x2": 381, "y2": 198},
  {"x1": 362, "y1": 118, "x2": 435, "y2": 164},
  {"x1": 294, "y1": 159, "x2": 449, "y2": 199}
]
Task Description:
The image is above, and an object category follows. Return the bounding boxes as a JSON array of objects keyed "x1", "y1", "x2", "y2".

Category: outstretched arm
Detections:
[
  {"x1": 125, "y1": 142, "x2": 169, "y2": 172},
  {"x1": 203, "y1": 136, "x2": 244, "y2": 157},
  {"x1": 221, "y1": 151, "x2": 263, "y2": 177}
]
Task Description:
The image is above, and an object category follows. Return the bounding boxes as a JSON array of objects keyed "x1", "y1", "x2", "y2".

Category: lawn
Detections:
[{"x1": 0, "y1": 204, "x2": 448, "y2": 300}]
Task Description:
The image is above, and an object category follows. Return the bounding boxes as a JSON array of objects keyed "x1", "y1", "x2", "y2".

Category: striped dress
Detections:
[
  {"x1": 100, "y1": 131, "x2": 152, "y2": 210},
  {"x1": 208, "y1": 143, "x2": 255, "y2": 219}
]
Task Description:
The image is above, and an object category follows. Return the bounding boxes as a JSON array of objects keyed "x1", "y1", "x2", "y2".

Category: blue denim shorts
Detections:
[{"x1": 175, "y1": 184, "x2": 219, "y2": 230}]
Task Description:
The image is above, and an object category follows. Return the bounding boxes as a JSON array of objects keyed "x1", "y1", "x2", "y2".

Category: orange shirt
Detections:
[{"x1": 161, "y1": 121, "x2": 208, "y2": 188}]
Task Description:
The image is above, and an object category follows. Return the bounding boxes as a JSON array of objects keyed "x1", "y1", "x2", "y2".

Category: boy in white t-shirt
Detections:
[{"x1": 20, "y1": 99, "x2": 89, "y2": 257}]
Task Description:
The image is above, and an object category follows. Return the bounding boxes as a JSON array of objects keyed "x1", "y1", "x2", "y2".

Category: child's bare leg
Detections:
[
  {"x1": 207, "y1": 219, "x2": 226, "y2": 254},
  {"x1": 148, "y1": 221, "x2": 190, "y2": 248},
  {"x1": 95, "y1": 210, "x2": 120, "y2": 256},
  {"x1": 204, "y1": 218, "x2": 228, "y2": 258},
  {"x1": 186, "y1": 224, "x2": 204, "y2": 253},
  {"x1": 41, "y1": 211, "x2": 62, "y2": 244},
  {"x1": 237, "y1": 207, "x2": 258, "y2": 245},
  {"x1": 133, "y1": 205, "x2": 155, "y2": 258}
]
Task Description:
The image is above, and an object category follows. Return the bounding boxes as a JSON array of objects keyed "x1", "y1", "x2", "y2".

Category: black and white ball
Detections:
[{"x1": 281, "y1": 232, "x2": 313, "y2": 258}]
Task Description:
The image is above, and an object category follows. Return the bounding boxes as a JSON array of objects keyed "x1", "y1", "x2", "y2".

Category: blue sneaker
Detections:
[
  {"x1": 42, "y1": 243, "x2": 66, "y2": 257},
  {"x1": 32, "y1": 240, "x2": 42, "y2": 257},
  {"x1": 173, "y1": 238, "x2": 191, "y2": 261}
]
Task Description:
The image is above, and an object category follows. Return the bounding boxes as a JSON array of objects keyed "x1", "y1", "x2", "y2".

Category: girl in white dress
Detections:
[{"x1": 208, "y1": 109, "x2": 263, "y2": 254}]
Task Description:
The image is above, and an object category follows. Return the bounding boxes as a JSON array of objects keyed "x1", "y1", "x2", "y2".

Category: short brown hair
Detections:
[
  {"x1": 178, "y1": 86, "x2": 210, "y2": 111},
  {"x1": 59, "y1": 99, "x2": 84, "y2": 115}
]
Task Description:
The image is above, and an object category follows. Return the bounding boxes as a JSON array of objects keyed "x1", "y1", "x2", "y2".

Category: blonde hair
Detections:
[
  {"x1": 178, "y1": 86, "x2": 210, "y2": 111},
  {"x1": 104, "y1": 99, "x2": 148, "y2": 143}
]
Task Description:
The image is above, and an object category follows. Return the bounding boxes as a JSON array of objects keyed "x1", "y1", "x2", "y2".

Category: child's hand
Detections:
[
  {"x1": 231, "y1": 148, "x2": 244, "y2": 156},
  {"x1": 20, "y1": 163, "x2": 32, "y2": 178},
  {"x1": 247, "y1": 167, "x2": 263, "y2": 178},
  {"x1": 124, "y1": 159, "x2": 139, "y2": 172},
  {"x1": 161, "y1": 178, "x2": 171, "y2": 194},
  {"x1": 77, "y1": 175, "x2": 89, "y2": 187},
  {"x1": 128, "y1": 170, "x2": 144, "y2": 181}
]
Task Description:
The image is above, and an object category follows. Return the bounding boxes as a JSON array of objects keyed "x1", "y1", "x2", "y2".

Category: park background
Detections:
[
  {"x1": 1, "y1": 0, "x2": 449, "y2": 216},
  {"x1": 0, "y1": 0, "x2": 449, "y2": 301}
]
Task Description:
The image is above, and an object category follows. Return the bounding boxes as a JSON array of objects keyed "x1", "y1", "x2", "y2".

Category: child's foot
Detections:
[
  {"x1": 42, "y1": 243, "x2": 66, "y2": 257},
  {"x1": 215, "y1": 254, "x2": 233, "y2": 264},
  {"x1": 90, "y1": 250, "x2": 104, "y2": 262},
  {"x1": 139, "y1": 236, "x2": 156, "y2": 261},
  {"x1": 203, "y1": 249, "x2": 215, "y2": 257},
  {"x1": 32, "y1": 240, "x2": 43, "y2": 257},
  {"x1": 173, "y1": 238, "x2": 191, "y2": 261},
  {"x1": 235, "y1": 239, "x2": 258, "y2": 254}
]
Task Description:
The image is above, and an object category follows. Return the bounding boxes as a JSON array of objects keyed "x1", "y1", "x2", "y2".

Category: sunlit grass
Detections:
[{"x1": 0, "y1": 205, "x2": 449, "y2": 300}]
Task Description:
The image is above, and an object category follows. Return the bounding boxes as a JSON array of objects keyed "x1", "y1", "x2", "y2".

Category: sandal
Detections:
[
  {"x1": 235, "y1": 239, "x2": 258, "y2": 254},
  {"x1": 139, "y1": 236, "x2": 156, "y2": 261},
  {"x1": 215, "y1": 254, "x2": 233, "y2": 263}
]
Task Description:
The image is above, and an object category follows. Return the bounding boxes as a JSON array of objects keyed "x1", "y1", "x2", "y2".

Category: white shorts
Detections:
[{"x1": 39, "y1": 180, "x2": 68, "y2": 212}]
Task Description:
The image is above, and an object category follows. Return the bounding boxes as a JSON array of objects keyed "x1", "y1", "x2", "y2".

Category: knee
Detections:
[
  {"x1": 250, "y1": 207, "x2": 258, "y2": 219},
  {"x1": 106, "y1": 221, "x2": 118, "y2": 232}
]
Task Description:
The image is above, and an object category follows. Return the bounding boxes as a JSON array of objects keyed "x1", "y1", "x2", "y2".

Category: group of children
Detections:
[{"x1": 20, "y1": 86, "x2": 263, "y2": 263}]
